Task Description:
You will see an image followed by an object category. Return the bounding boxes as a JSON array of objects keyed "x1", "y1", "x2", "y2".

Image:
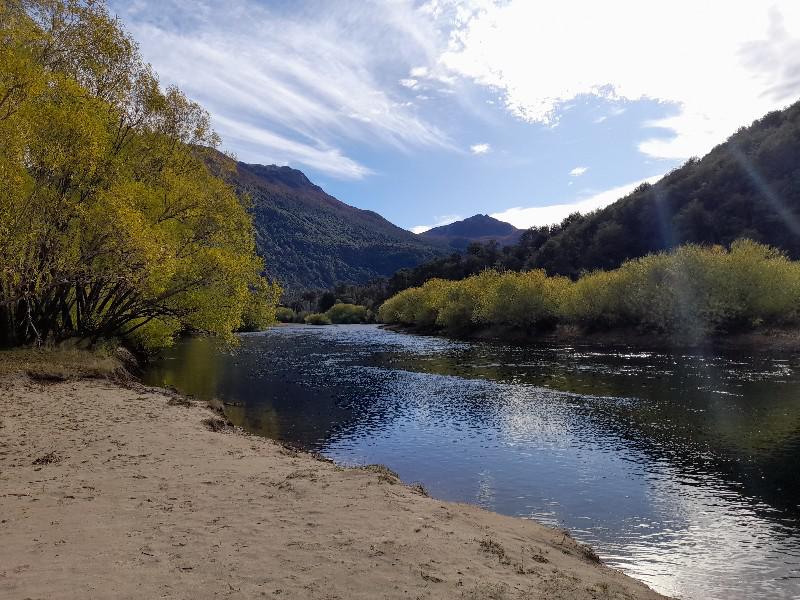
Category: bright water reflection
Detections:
[{"x1": 143, "y1": 324, "x2": 800, "y2": 599}]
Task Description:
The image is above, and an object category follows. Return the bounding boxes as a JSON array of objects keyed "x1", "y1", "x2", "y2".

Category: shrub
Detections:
[
  {"x1": 378, "y1": 240, "x2": 800, "y2": 340},
  {"x1": 326, "y1": 303, "x2": 368, "y2": 324},
  {"x1": 477, "y1": 270, "x2": 571, "y2": 331},
  {"x1": 304, "y1": 313, "x2": 332, "y2": 325},
  {"x1": 378, "y1": 285, "x2": 438, "y2": 326}
]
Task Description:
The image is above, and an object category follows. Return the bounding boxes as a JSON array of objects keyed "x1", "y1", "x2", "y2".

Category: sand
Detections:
[{"x1": 0, "y1": 374, "x2": 667, "y2": 599}]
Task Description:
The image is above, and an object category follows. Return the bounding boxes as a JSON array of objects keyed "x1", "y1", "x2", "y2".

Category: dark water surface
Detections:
[{"x1": 143, "y1": 324, "x2": 800, "y2": 599}]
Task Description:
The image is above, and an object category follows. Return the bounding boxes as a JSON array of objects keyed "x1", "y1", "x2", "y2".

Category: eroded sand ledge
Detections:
[{"x1": 0, "y1": 375, "x2": 667, "y2": 599}]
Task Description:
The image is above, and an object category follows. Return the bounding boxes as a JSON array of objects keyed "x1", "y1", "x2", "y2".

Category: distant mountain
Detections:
[
  {"x1": 419, "y1": 214, "x2": 523, "y2": 250},
  {"x1": 215, "y1": 155, "x2": 446, "y2": 290}
]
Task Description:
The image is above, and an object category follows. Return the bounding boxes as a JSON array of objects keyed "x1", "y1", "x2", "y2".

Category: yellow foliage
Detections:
[
  {"x1": 379, "y1": 241, "x2": 800, "y2": 340},
  {"x1": 0, "y1": 0, "x2": 278, "y2": 349}
]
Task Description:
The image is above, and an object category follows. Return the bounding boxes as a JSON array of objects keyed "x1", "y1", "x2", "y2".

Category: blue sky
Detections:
[{"x1": 110, "y1": 1, "x2": 800, "y2": 232}]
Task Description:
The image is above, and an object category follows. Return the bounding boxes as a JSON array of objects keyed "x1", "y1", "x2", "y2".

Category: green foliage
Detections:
[
  {"x1": 241, "y1": 279, "x2": 282, "y2": 332},
  {"x1": 477, "y1": 270, "x2": 572, "y2": 331},
  {"x1": 0, "y1": 0, "x2": 279, "y2": 349},
  {"x1": 379, "y1": 241, "x2": 800, "y2": 340},
  {"x1": 377, "y1": 282, "x2": 443, "y2": 328},
  {"x1": 304, "y1": 312, "x2": 332, "y2": 326},
  {"x1": 325, "y1": 303, "x2": 368, "y2": 324}
]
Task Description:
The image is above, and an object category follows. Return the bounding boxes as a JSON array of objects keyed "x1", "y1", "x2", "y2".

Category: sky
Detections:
[{"x1": 110, "y1": 0, "x2": 800, "y2": 232}]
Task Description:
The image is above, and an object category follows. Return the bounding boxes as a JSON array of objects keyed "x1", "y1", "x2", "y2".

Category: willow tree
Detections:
[{"x1": 0, "y1": 0, "x2": 279, "y2": 348}]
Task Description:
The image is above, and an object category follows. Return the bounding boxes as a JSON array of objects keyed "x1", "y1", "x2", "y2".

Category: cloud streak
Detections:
[{"x1": 113, "y1": 0, "x2": 451, "y2": 179}]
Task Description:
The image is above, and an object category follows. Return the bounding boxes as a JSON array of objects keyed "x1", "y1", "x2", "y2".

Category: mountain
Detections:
[
  {"x1": 513, "y1": 100, "x2": 800, "y2": 277},
  {"x1": 419, "y1": 214, "x2": 523, "y2": 250},
  {"x1": 217, "y1": 157, "x2": 446, "y2": 290}
]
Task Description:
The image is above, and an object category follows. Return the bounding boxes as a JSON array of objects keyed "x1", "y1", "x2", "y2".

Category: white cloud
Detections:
[
  {"x1": 112, "y1": 0, "x2": 800, "y2": 183},
  {"x1": 411, "y1": 214, "x2": 463, "y2": 234},
  {"x1": 491, "y1": 175, "x2": 662, "y2": 229},
  {"x1": 569, "y1": 166, "x2": 588, "y2": 177},
  {"x1": 113, "y1": 0, "x2": 452, "y2": 179},
  {"x1": 213, "y1": 115, "x2": 373, "y2": 180},
  {"x1": 438, "y1": 1, "x2": 800, "y2": 160},
  {"x1": 470, "y1": 142, "x2": 491, "y2": 155},
  {"x1": 410, "y1": 66, "x2": 429, "y2": 78}
]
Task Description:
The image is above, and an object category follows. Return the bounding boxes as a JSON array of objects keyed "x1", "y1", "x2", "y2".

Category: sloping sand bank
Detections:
[{"x1": 0, "y1": 375, "x2": 666, "y2": 599}]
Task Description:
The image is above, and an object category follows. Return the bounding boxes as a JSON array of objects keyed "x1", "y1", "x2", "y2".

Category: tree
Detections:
[
  {"x1": 317, "y1": 291, "x2": 336, "y2": 313},
  {"x1": 0, "y1": 0, "x2": 278, "y2": 349}
]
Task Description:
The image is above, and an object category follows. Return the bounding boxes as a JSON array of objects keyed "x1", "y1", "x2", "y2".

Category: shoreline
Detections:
[
  {"x1": 0, "y1": 368, "x2": 668, "y2": 599},
  {"x1": 380, "y1": 322, "x2": 800, "y2": 353}
]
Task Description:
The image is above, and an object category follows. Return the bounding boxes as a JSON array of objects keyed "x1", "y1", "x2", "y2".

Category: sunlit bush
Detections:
[
  {"x1": 378, "y1": 240, "x2": 800, "y2": 339},
  {"x1": 326, "y1": 303, "x2": 368, "y2": 324},
  {"x1": 477, "y1": 270, "x2": 571, "y2": 331},
  {"x1": 377, "y1": 282, "x2": 441, "y2": 327},
  {"x1": 304, "y1": 313, "x2": 332, "y2": 325},
  {"x1": 432, "y1": 276, "x2": 486, "y2": 331}
]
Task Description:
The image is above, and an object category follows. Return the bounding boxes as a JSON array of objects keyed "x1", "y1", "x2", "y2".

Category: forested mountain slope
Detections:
[
  {"x1": 513, "y1": 100, "x2": 800, "y2": 276},
  {"x1": 218, "y1": 157, "x2": 446, "y2": 290}
]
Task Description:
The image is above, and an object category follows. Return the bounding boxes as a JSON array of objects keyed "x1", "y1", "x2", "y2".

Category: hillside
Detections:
[
  {"x1": 514, "y1": 100, "x2": 800, "y2": 276},
  {"x1": 381, "y1": 99, "x2": 800, "y2": 294},
  {"x1": 419, "y1": 214, "x2": 523, "y2": 250},
  {"x1": 216, "y1": 156, "x2": 446, "y2": 290}
]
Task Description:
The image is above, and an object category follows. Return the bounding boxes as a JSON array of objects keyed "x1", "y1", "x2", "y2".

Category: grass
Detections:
[
  {"x1": 201, "y1": 416, "x2": 231, "y2": 432},
  {"x1": 361, "y1": 463, "x2": 401, "y2": 484},
  {"x1": 479, "y1": 538, "x2": 507, "y2": 561},
  {"x1": 0, "y1": 347, "x2": 126, "y2": 381}
]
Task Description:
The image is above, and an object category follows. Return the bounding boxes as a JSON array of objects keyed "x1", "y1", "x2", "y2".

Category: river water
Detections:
[{"x1": 143, "y1": 324, "x2": 800, "y2": 599}]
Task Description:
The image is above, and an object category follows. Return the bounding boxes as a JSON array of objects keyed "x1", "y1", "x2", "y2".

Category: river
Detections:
[{"x1": 142, "y1": 324, "x2": 800, "y2": 599}]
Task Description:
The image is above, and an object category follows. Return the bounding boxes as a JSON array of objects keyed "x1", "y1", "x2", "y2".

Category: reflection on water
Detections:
[{"x1": 143, "y1": 324, "x2": 800, "y2": 599}]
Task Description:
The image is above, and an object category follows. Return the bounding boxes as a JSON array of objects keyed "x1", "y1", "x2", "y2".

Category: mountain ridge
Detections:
[
  {"x1": 515, "y1": 100, "x2": 800, "y2": 276},
  {"x1": 419, "y1": 214, "x2": 523, "y2": 250},
  {"x1": 214, "y1": 154, "x2": 447, "y2": 290}
]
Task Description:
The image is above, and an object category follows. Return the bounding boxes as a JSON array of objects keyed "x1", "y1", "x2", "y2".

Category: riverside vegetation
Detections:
[
  {"x1": 378, "y1": 240, "x2": 800, "y2": 342},
  {"x1": 0, "y1": 0, "x2": 280, "y2": 351},
  {"x1": 274, "y1": 302, "x2": 371, "y2": 325}
]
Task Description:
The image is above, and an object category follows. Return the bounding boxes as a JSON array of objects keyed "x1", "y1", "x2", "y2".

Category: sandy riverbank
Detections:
[{"x1": 0, "y1": 372, "x2": 667, "y2": 599}]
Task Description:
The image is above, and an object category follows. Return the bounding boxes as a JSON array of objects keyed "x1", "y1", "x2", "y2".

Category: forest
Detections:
[
  {"x1": 378, "y1": 240, "x2": 800, "y2": 341},
  {"x1": 0, "y1": 0, "x2": 279, "y2": 349}
]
